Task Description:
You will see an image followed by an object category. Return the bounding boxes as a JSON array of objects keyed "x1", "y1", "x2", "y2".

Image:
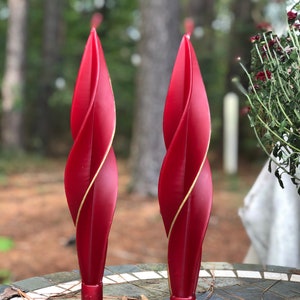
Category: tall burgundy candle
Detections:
[
  {"x1": 158, "y1": 30, "x2": 213, "y2": 300},
  {"x1": 64, "y1": 28, "x2": 118, "y2": 300}
]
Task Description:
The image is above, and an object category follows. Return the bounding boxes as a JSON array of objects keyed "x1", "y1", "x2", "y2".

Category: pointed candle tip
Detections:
[{"x1": 90, "y1": 27, "x2": 97, "y2": 38}]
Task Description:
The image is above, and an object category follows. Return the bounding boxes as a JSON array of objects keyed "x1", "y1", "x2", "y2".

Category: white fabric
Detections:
[{"x1": 239, "y1": 160, "x2": 300, "y2": 268}]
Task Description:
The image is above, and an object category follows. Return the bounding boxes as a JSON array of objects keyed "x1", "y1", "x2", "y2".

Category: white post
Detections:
[{"x1": 223, "y1": 92, "x2": 239, "y2": 175}]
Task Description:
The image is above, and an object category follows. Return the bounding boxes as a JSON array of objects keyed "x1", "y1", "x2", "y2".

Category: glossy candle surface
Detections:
[
  {"x1": 158, "y1": 34, "x2": 213, "y2": 300},
  {"x1": 64, "y1": 28, "x2": 118, "y2": 300}
]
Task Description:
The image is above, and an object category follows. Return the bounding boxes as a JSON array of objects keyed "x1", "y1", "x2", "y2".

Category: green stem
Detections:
[
  {"x1": 239, "y1": 63, "x2": 274, "y2": 117},
  {"x1": 250, "y1": 117, "x2": 300, "y2": 181},
  {"x1": 254, "y1": 110, "x2": 299, "y2": 152},
  {"x1": 275, "y1": 94, "x2": 293, "y2": 126}
]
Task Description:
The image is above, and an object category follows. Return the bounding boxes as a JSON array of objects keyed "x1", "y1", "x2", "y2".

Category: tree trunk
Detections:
[
  {"x1": 226, "y1": 0, "x2": 255, "y2": 91},
  {"x1": 1, "y1": 0, "x2": 28, "y2": 151},
  {"x1": 36, "y1": 0, "x2": 64, "y2": 153},
  {"x1": 187, "y1": 0, "x2": 215, "y2": 28},
  {"x1": 130, "y1": 0, "x2": 181, "y2": 196},
  {"x1": 226, "y1": 0, "x2": 257, "y2": 157}
]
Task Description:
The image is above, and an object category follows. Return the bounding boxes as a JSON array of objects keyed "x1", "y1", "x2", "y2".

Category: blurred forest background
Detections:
[
  {"x1": 0, "y1": 0, "x2": 288, "y2": 195},
  {"x1": 0, "y1": 0, "x2": 294, "y2": 283}
]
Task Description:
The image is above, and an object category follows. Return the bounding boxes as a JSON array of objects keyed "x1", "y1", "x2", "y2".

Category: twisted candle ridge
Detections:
[
  {"x1": 158, "y1": 35, "x2": 213, "y2": 299},
  {"x1": 64, "y1": 28, "x2": 118, "y2": 287}
]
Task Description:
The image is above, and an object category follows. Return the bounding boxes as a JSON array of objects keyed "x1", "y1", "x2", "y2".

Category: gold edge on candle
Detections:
[{"x1": 75, "y1": 124, "x2": 116, "y2": 228}]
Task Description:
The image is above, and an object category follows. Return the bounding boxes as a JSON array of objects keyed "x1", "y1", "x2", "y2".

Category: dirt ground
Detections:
[{"x1": 0, "y1": 158, "x2": 262, "y2": 282}]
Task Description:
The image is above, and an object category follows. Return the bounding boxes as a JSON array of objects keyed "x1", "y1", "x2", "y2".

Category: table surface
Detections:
[{"x1": 1, "y1": 262, "x2": 300, "y2": 299}]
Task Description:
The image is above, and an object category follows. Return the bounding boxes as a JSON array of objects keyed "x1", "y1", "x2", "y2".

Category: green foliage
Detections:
[
  {"x1": 0, "y1": 0, "x2": 271, "y2": 159},
  {"x1": 53, "y1": 0, "x2": 138, "y2": 156},
  {"x1": 0, "y1": 269, "x2": 11, "y2": 284},
  {"x1": 0, "y1": 236, "x2": 13, "y2": 284},
  {"x1": 0, "y1": 236, "x2": 14, "y2": 252},
  {"x1": 23, "y1": 0, "x2": 138, "y2": 155},
  {"x1": 98, "y1": 0, "x2": 138, "y2": 155},
  {"x1": 0, "y1": 152, "x2": 54, "y2": 180},
  {"x1": 239, "y1": 4, "x2": 300, "y2": 190}
]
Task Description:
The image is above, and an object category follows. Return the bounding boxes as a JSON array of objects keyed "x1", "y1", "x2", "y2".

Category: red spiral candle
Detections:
[
  {"x1": 158, "y1": 33, "x2": 213, "y2": 300},
  {"x1": 64, "y1": 28, "x2": 118, "y2": 300}
]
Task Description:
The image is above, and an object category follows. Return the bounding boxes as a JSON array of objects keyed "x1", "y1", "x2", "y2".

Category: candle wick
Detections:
[
  {"x1": 184, "y1": 17, "x2": 194, "y2": 37},
  {"x1": 90, "y1": 12, "x2": 103, "y2": 29}
]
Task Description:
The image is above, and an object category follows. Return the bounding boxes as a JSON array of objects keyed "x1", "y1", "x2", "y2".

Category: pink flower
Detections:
[
  {"x1": 252, "y1": 84, "x2": 260, "y2": 91},
  {"x1": 293, "y1": 21, "x2": 300, "y2": 30},
  {"x1": 240, "y1": 106, "x2": 251, "y2": 116},
  {"x1": 268, "y1": 39, "x2": 277, "y2": 47},
  {"x1": 255, "y1": 70, "x2": 271, "y2": 81},
  {"x1": 250, "y1": 34, "x2": 261, "y2": 43},
  {"x1": 287, "y1": 10, "x2": 297, "y2": 21},
  {"x1": 256, "y1": 21, "x2": 272, "y2": 32}
]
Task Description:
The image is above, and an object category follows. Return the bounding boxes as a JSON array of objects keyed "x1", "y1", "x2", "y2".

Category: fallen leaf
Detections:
[
  {"x1": 0, "y1": 288, "x2": 17, "y2": 300},
  {"x1": 0, "y1": 287, "x2": 22, "y2": 300}
]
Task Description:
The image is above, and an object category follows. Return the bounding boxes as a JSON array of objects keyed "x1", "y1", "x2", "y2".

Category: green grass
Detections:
[
  {"x1": 0, "y1": 237, "x2": 14, "y2": 284},
  {"x1": 0, "y1": 152, "x2": 66, "y2": 175},
  {"x1": 0, "y1": 269, "x2": 11, "y2": 284},
  {"x1": 0, "y1": 236, "x2": 14, "y2": 252}
]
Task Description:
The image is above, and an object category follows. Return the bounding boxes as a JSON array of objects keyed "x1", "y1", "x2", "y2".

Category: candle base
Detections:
[
  {"x1": 170, "y1": 296, "x2": 195, "y2": 300},
  {"x1": 81, "y1": 283, "x2": 103, "y2": 300}
]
